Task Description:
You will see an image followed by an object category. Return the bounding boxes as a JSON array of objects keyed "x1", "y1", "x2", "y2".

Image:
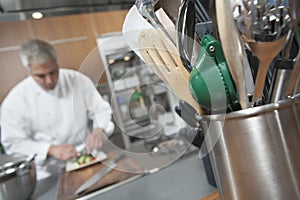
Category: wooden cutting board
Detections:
[
  {"x1": 200, "y1": 190, "x2": 221, "y2": 200},
  {"x1": 56, "y1": 151, "x2": 144, "y2": 200}
]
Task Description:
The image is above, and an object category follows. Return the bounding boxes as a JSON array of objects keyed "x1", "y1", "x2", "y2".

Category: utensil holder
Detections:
[{"x1": 200, "y1": 94, "x2": 300, "y2": 200}]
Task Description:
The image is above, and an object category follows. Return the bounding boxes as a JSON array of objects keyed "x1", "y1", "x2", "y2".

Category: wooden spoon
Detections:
[
  {"x1": 215, "y1": 0, "x2": 249, "y2": 109},
  {"x1": 248, "y1": 35, "x2": 287, "y2": 103}
]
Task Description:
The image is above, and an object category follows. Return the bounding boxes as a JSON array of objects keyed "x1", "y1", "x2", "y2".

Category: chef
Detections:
[{"x1": 0, "y1": 39, "x2": 114, "y2": 178}]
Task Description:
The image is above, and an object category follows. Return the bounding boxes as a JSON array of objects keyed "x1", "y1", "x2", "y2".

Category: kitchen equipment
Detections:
[
  {"x1": 195, "y1": 0, "x2": 211, "y2": 24},
  {"x1": 0, "y1": 154, "x2": 36, "y2": 200},
  {"x1": 215, "y1": 0, "x2": 249, "y2": 110},
  {"x1": 155, "y1": 8, "x2": 177, "y2": 42},
  {"x1": 75, "y1": 154, "x2": 125, "y2": 194},
  {"x1": 189, "y1": 34, "x2": 240, "y2": 114},
  {"x1": 135, "y1": 0, "x2": 174, "y2": 43},
  {"x1": 248, "y1": 35, "x2": 288, "y2": 104},
  {"x1": 199, "y1": 94, "x2": 300, "y2": 200},
  {"x1": 267, "y1": 28, "x2": 296, "y2": 103},
  {"x1": 135, "y1": 0, "x2": 161, "y2": 28},
  {"x1": 286, "y1": 0, "x2": 300, "y2": 96},
  {"x1": 176, "y1": 0, "x2": 195, "y2": 72},
  {"x1": 129, "y1": 86, "x2": 149, "y2": 120},
  {"x1": 233, "y1": 1, "x2": 291, "y2": 105},
  {"x1": 201, "y1": 0, "x2": 220, "y2": 40},
  {"x1": 138, "y1": 28, "x2": 205, "y2": 115},
  {"x1": 196, "y1": 0, "x2": 255, "y2": 99},
  {"x1": 175, "y1": 100, "x2": 200, "y2": 128},
  {"x1": 267, "y1": 59, "x2": 294, "y2": 103}
]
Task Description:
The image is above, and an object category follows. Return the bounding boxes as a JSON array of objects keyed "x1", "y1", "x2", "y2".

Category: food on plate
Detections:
[
  {"x1": 65, "y1": 151, "x2": 107, "y2": 172},
  {"x1": 75, "y1": 154, "x2": 96, "y2": 165}
]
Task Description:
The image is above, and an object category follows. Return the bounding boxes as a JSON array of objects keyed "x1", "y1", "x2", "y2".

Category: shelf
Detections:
[{"x1": 97, "y1": 32, "x2": 180, "y2": 149}]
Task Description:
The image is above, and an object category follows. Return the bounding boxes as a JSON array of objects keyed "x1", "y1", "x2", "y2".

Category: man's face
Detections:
[{"x1": 30, "y1": 59, "x2": 59, "y2": 91}]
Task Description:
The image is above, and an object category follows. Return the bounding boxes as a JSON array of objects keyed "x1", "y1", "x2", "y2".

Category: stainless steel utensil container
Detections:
[{"x1": 200, "y1": 95, "x2": 300, "y2": 200}]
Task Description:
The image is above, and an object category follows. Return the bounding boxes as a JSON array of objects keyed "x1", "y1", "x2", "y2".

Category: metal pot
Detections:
[{"x1": 0, "y1": 154, "x2": 37, "y2": 200}]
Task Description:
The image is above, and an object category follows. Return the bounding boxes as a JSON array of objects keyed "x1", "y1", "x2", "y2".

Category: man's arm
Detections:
[
  {"x1": 1, "y1": 104, "x2": 51, "y2": 165},
  {"x1": 2, "y1": 105, "x2": 80, "y2": 162}
]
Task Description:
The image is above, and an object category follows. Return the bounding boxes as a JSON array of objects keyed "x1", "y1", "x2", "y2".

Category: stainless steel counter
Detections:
[{"x1": 30, "y1": 151, "x2": 216, "y2": 200}]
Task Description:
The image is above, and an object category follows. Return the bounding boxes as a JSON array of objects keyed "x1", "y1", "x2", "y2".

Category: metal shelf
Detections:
[{"x1": 97, "y1": 32, "x2": 180, "y2": 149}]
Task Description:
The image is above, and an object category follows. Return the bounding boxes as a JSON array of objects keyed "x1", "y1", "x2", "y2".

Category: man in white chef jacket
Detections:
[{"x1": 0, "y1": 39, "x2": 114, "y2": 178}]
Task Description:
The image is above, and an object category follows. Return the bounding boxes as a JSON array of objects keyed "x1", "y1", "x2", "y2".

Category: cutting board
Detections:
[
  {"x1": 200, "y1": 190, "x2": 221, "y2": 200},
  {"x1": 56, "y1": 151, "x2": 144, "y2": 200}
]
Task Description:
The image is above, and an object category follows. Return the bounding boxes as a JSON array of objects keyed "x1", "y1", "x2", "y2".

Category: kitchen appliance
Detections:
[
  {"x1": 0, "y1": 154, "x2": 36, "y2": 200},
  {"x1": 199, "y1": 94, "x2": 300, "y2": 200}
]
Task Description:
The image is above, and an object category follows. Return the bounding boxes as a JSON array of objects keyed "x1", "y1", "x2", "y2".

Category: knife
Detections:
[{"x1": 74, "y1": 154, "x2": 126, "y2": 194}]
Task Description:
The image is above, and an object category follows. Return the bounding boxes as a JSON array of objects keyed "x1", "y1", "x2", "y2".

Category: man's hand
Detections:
[
  {"x1": 48, "y1": 144, "x2": 79, "y2": 160},
  {"x1": 85, "y1": 128, "x2": 104, "y2": 152}
]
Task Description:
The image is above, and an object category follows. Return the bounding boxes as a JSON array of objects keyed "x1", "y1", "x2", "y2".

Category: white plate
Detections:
[{"x1": 65, "y1": 151, "x2": 107, "y2": 172}]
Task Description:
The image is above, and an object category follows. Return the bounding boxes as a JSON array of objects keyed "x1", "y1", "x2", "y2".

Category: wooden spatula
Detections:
[{"x1": 138, "y1": 29, "x2": 205, "y2": 115}]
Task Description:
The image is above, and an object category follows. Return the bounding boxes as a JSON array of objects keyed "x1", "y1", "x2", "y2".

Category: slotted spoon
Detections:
[{"x1": 233, "y1": 0, "x2": 291, "y2": 104}]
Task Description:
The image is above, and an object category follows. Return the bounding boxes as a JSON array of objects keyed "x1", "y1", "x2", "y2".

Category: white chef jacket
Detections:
[{"x1": 0, "y1": 68, "x2": 114, "y2": 171}]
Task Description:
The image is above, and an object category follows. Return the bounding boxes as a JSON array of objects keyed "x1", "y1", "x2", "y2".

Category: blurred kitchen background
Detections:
[
  {"x1": 0, "y1": 0, "x2": 136, "y2": 21},
  {"x1": 0, "y1": 0, "x2": 188, "y2": 152}
]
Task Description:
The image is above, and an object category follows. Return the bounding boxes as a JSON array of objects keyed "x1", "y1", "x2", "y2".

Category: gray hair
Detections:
[{"x1": 19, "y1": 39, "x2": 58, "y2": 70}]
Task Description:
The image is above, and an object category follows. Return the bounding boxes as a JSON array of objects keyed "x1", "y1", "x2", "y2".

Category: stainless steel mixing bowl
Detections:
[{"x1": 0, "y1": 154, "x2": 36, "y2": 200}]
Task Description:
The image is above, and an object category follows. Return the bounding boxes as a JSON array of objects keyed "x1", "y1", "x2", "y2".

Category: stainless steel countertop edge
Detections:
[{"x1": 76, "y1": 174, "x2": 145, "y2": 200}]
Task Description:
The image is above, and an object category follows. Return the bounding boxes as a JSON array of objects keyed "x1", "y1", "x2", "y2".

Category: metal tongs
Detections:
[
  {"x1": 176, "y1": 0, "x2": 196, "y2": 72},
  {"x1": 135, "y1": 0, "x2": 161, "y2": 28},
  {"x1": 135, "y1": 0, "x2": 197, "y2": 73},
  {"x1": 135, "y1": 0, "x2": 175, "y2": 44}
]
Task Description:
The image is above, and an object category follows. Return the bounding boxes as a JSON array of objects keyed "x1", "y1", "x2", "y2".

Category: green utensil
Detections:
[{"x1": 189, "y1": 34, "x2": 240, "y2": 113}]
